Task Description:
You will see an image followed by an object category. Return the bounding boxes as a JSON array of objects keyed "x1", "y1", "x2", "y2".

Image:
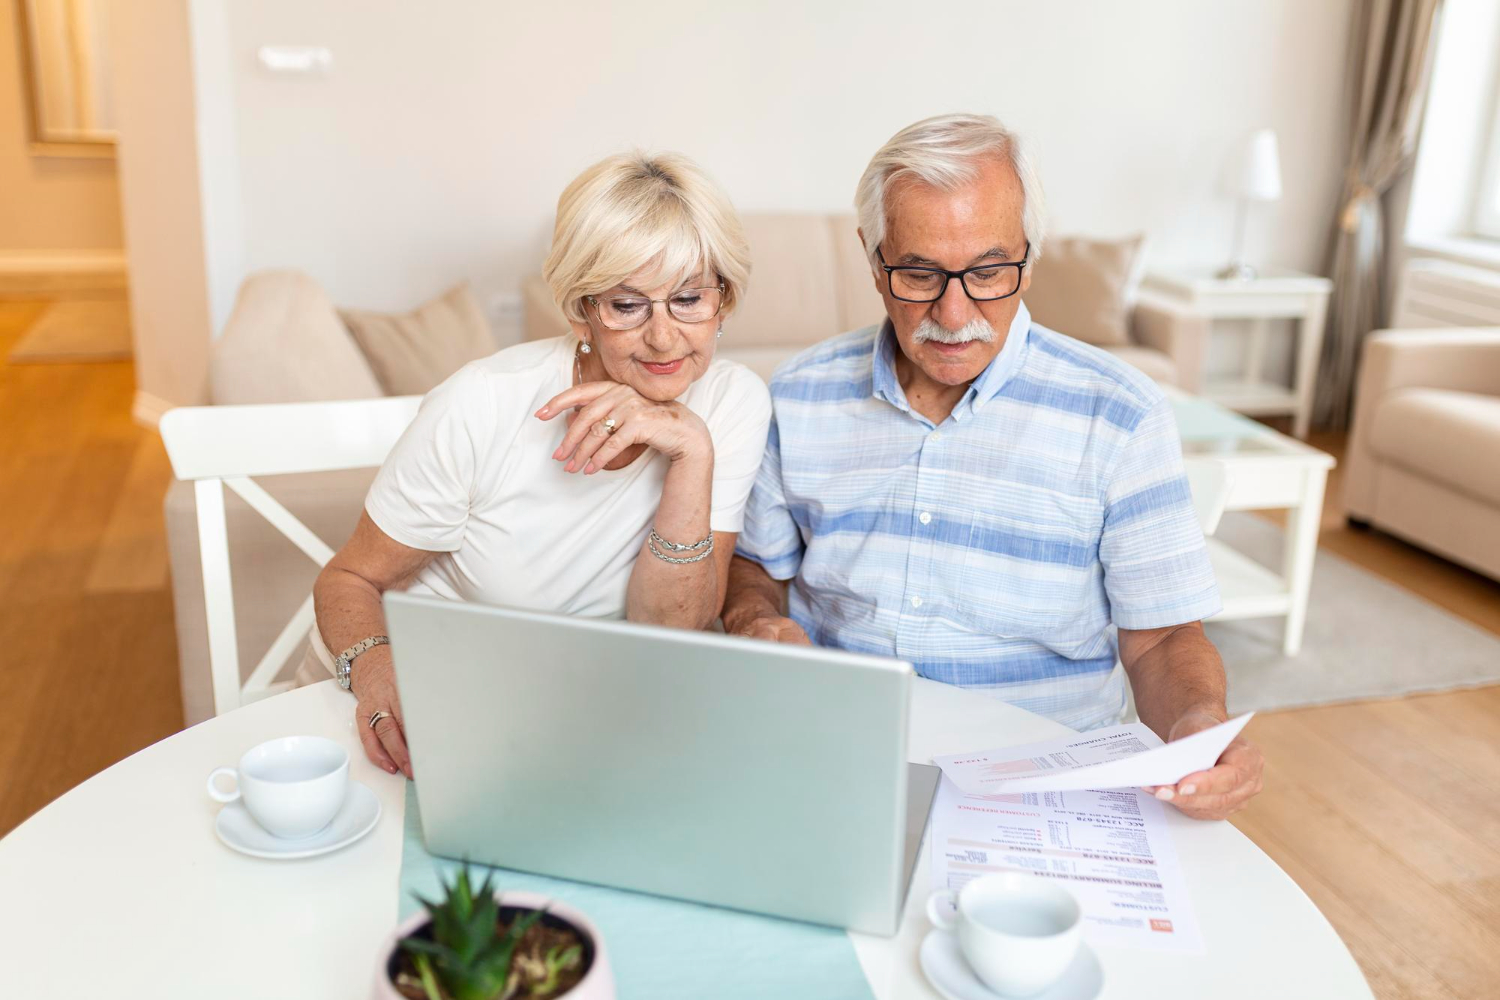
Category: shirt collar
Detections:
[{"x1": 871, "y1": 300, "x2": 1032, "y2": 417}]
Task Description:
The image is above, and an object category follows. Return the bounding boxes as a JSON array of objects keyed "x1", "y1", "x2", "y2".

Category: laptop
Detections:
[{"x1": 383, "y1": 592, "x2": 940, "y2": 936}]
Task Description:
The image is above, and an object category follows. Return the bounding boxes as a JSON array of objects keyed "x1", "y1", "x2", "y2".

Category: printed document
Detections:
[
  {"x1": 929, "y1": 731, "x2": 1205, "y2": 953},
  {"x1": 932, "y1": 715, "x2": 1252, "y2": 794}
]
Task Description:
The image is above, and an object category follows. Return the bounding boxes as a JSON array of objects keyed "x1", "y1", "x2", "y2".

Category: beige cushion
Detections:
[
  {"x1": 1369, "y1": 388, "x2": 1500, "y2": 502},
  {"x1": 828, "y1": 213, "x2": 888, "y2": 332},
  {"x1": 1023, "y1": 235, "x2": 1145, "y2": 346},
  {"x1": 341, "y1": 282, "x2": 496, "y2": 395},
  {"x1": 1101, "y1": 344, "x2": 1177, "y2": 386},
  {"x1": 730, "y1": 215, "x2": 844, "y2": 349},
  {"x1": 211, "y1": 270, "x2": 383, "y2": 405}
]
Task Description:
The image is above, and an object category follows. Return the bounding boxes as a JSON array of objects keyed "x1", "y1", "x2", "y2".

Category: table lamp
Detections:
[{"x1": 1219, "y1": 128, "x2": 1282, "y2": 280}]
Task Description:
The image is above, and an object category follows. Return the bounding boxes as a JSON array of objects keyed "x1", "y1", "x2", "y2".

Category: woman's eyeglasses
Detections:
[{"x1": 587, "y1": 285, "x2": 725, "y2": 331}]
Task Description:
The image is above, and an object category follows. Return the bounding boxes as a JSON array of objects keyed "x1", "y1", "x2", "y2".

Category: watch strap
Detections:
[{"x1": 335, "y1": 634, "x2": 390, "y2": 691}]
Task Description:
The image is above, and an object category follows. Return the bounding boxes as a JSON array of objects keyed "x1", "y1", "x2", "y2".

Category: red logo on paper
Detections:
[{"x1": 1149, "y1": 919, "x2": 1174, "y2": 933}]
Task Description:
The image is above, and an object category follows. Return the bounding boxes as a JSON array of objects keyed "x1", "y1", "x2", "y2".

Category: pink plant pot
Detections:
[{"x1": 371, "y1": 890, "x2": 616, "y2": 1000}]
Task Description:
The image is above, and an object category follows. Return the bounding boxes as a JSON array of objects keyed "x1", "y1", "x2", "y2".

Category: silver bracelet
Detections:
[
  {"x1": 647, "y1": 531, "x2": 715, "y2": 564},
  {"x1": 648, "y1": 528, "x2": 713, "y2": 553}
]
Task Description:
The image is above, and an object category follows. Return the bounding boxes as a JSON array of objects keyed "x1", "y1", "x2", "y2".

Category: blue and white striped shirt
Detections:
[{"x1": 735, "y1": 302, "x2": 1220, "y2": 730}]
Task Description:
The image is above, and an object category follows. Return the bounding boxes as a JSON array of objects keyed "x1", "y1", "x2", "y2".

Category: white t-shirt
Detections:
[{"x1": 364, "y1": 335, "x2": 772, "y2": 619}]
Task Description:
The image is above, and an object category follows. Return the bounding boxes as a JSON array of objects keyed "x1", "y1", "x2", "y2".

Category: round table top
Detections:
[{"x1": 0, "y1": 679, "x2": 1371, "y2": 999}]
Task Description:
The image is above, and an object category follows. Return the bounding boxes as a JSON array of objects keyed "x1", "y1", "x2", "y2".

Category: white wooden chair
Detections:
[{"x1": 159, "y1": 396, "x2": 421, "y2": 716}]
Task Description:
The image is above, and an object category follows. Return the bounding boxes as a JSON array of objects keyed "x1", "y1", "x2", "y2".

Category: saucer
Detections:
[
  {"x1": 214, "y1": 780, "x2": 381, "y2": 860},
  {"x1": 920, "y1": 929, "x2": 1104, "y2": 1000}
]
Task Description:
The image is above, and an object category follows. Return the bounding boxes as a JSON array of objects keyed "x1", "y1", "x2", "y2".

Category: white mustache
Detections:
[{"x1": 911, "y1": 317, "x2": 996, "y2": 345}]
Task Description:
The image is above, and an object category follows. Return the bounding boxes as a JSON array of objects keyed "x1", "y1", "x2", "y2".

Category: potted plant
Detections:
[{"x1": 373, "y1": 865, "x2": 615, "y2": 1000}]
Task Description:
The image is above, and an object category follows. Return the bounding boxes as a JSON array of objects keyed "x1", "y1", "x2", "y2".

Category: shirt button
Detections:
[
  {"x1": 929, "y1": 431, "x2": 944, "y2": 443},
  {"x1": 918, "y1": 511, "x2": 932, "y2": 525},
  {"x1": 910, "y1": 596, "x2": 924, "y2": 608}
]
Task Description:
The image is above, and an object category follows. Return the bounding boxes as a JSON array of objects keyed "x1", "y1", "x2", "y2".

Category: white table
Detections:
[
  {"x1": 1172, "y1": 390, "x2": 1336, "y2": 656},
  {"x1": 1145, "y1": 269, "x2": 1332, "y2": 439},
  {"x1": 0, "y1": 681, "x2": 1371, "y2": 999}
]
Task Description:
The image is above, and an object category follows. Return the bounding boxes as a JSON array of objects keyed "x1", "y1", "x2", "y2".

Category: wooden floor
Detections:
[{"x1": 1, "y1": 299, "x2": 1498, "y2": 998}]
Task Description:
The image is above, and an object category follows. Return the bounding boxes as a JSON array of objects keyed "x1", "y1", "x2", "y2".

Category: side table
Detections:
[{"x1": 1144, "y1": 269, "x2": 1332, "y2": 439}]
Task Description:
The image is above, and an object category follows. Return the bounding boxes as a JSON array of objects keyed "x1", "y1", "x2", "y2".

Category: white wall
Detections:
[
  {"x1": 111, "y1": 0, "x2": 215, "y2": 413},
  {"x1": 192, "y1": 0, "x2": 1352, "y2": 347}
]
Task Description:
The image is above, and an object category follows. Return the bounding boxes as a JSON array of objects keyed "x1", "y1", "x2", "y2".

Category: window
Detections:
[{"x1": 1474, "y1": 72, "x2": 1500, "y2": 239}]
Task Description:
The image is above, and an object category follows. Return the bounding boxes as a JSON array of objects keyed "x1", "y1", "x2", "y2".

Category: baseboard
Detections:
[
  {"x1": 0, "y1": 250, "x2": 128, "y2": 296},
  {"x1": 132, "y1": 390, "x2": 174, "y2": 429}
]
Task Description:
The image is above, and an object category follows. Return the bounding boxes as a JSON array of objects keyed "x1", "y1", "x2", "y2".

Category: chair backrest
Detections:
[
  {"x1": 1184, "y1": 460, "x2": 1233, "y2": 536},
  {"x1": 159, "y1": 396, "x2": 421, "y2": 715}
]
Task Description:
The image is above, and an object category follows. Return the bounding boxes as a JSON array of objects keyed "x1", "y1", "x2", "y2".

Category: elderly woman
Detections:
[{"x1": 310, "y1": 152, "x2": 771, "y2": 777}]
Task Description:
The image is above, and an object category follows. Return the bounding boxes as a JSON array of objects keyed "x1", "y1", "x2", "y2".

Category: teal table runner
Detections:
[{"x1": 397, "y1": 784, "x2": 876, "y2": 999}]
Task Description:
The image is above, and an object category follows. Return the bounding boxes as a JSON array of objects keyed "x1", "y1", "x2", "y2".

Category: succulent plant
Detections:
[{"x1": 399, "y1": 865, "x2": 546, "y2": 1000}]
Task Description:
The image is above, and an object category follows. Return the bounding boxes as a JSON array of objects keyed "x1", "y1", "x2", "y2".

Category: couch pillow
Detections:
[
  {"x1": 211, "y1": 270, "x2": 384, "y2": 405},
  {"x1": 341, "y1": 282, "x2": 497, "y2": 395},
  {"x1": 1023, "y1": 235, "x2": 1145, "y2": 347}
]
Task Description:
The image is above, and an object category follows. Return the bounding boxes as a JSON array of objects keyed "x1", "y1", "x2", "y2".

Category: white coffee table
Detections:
[
  {"x1": 1171, "y1": 390, "x2": 1336, "y2": 656},
  {"x1": 0, "y1": 681, "x2": 1369, "y2": 999}
]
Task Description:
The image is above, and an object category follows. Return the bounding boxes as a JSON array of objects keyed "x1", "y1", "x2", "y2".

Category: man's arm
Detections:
[
  {"x1": 721, "y1": 555, "x2": 810, "y2": 644},
  {"x1": 1118, "y1": 622, "x2": 1263, "y2": 820}
]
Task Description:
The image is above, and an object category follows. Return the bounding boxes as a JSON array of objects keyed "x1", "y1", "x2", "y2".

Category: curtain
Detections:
[{"x1": 1313, "y1": 0, "x2": 1444, "y2": 430}]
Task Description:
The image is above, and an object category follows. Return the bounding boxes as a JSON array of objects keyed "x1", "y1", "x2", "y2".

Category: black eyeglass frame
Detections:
[
  {"x1": 585, "y1": 283, "x2": 727, "y2": 331},
  {"x1": 876, "y1": 244, "x2": 1030, "y2": 303}
]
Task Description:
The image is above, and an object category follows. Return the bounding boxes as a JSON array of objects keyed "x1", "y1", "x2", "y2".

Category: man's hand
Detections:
[
  {"x1": 1142, "y1": 710, "x2": 1263, "y2": 820},
  {"x1": 728, "y1": 613, "x2": 811, "y2": 645}
]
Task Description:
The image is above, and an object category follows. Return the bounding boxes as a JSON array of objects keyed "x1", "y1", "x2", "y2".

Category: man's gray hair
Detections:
[{"x1": 855, "y1": 113, "x2": 1047, "y2": 269}]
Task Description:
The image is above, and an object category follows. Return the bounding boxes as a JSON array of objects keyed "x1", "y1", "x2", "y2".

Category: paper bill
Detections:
[{"x1": 933, "y1": 714, "x2": 1253, "y2": 794}]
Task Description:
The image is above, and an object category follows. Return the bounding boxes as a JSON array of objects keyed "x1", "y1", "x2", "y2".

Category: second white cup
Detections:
[
  {"x1": 207, "y1": 735, "x2": 349, "y2": 840},
  {"x1": 927, "y1": 872, "x2": 1082, "y2": 997}
]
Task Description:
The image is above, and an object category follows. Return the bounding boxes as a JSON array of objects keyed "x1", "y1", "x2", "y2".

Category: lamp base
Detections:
[{"x1": 1217, "y1": 261, "x2": 1259, "y2": 281}]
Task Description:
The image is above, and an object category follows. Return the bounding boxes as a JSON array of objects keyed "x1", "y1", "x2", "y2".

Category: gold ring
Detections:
[
  {"x1": 368, "y1": 710, "x2": 390, "y2": 729},
  {"x1": 601, "y1": 417, "x2": 618, "y2": 435}
]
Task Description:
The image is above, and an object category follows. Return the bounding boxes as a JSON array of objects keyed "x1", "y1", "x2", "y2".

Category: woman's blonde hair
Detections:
[{"x1": 544, "y1": 151, "x2": 751, "y2": 325}]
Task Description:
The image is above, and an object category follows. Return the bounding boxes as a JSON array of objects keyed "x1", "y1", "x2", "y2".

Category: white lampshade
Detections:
[{"x1": 1224, "y1": 128, "x2": 1283, "y2": 202}]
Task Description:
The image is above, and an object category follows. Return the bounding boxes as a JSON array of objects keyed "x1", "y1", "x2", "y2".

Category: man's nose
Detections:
[{"x1": 930, "y1": 275, "x2": 978, "y2": 331}]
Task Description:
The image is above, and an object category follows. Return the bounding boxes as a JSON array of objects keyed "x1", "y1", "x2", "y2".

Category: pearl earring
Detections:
[
  {"x1": 579, "y1": 342, "x2": 592, "y2": 354},
  {"x1": 716, "y1": 328, "x2": 724, "y2": 339}
]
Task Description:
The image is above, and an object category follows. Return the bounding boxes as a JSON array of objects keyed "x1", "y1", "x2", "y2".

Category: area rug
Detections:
[
  {"x1": 1207, "y1": 513, "x2": 1500, "y2": 714},
  {"x1": 7, "y1": 298, "x2": 131, "y2": 363}
]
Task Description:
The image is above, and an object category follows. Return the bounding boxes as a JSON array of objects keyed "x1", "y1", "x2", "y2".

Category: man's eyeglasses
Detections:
[
  {"x1": 876, "y1": 244, "x2": 1030, "y2": 303},
  {"x1": 587, "y1": 284, "x2": 725, "y2": 331}
]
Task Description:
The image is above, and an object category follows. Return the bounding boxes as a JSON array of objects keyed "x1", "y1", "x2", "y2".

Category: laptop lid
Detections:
[{"x1": 384, "y1": 592, "x2": 918, "y2": 934}]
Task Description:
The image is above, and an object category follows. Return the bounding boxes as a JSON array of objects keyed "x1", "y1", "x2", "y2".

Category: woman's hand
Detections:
[
  {"x1": 351, "y1": 650, "x2": 412, "y2": 778},
  {"x1": 536, "y1": 381, "x2": 711, "y2": 473}
]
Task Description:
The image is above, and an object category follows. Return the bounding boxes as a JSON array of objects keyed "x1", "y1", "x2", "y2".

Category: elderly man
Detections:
[{"x1": 724, "y1": 113, "x2": 1262, "y2": 820}]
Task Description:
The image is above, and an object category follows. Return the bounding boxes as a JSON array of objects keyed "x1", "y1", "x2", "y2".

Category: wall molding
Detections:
[
  {"x1": 0, "y1": 251, "x2": 128, "y2": 295},
  {"x1": 132, "y1": 390, "x2": 175, "y2": 429}
]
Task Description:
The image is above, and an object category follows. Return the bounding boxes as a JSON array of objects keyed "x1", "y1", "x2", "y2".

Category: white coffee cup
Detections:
[
  {"x1": 927, "y1": 872, "x2": 1082, "y2": 997},
  {"x1": 207, "y1": 736, "x2": 349, "y2": 840}
]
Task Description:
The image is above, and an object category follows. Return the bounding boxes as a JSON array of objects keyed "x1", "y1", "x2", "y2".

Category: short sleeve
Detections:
[
  {"x1": 1099, "y1": 395, "x2": 1222, "y2": 629},
  {"x1": 364, "y1": 366, "x2": 493, "y2": 552},
  {"x1": 704, "y1": 367, "x2": 773, "y2": 533},
  {"x1": 733, "y1": 409, "x2": 805, "y2": 580}
]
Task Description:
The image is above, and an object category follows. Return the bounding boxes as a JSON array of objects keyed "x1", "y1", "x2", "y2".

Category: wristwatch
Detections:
[{"x1": 335, "y1": 635, "x2": 390, "y2": 691}]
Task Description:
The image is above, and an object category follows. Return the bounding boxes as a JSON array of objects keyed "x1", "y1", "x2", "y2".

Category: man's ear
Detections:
[{"x1": 1019, "y1": 263, "x2": 1033, "y2": 296}]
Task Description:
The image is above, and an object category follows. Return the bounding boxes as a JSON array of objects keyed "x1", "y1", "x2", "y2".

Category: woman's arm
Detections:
[
  {"x1": 538, "y1": 381, "x2": 725, "y2": 630},
  {"x1": 622, "y1": 444, "x2": 727, "y2": 629},
  {"x1": 313, "y1": 512, "x2": 436, "y2": 776}
]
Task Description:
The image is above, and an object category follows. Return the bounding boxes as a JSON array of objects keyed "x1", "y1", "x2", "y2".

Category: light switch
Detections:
[{"x1": 257, "y1": 46, "x2": 333, "y2": 75}]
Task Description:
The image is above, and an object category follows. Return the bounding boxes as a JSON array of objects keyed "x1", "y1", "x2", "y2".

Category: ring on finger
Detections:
[
  {"x1": 368, "y1": 710, "x2": 390, "y2": 729},
  {"x1": 601, "y1": 416, "x2": 618, "y2": 435}
]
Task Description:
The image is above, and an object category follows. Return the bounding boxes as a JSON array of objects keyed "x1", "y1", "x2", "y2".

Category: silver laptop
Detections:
[{"x1": 383, "y1": 592, "x2": 940, "y2": 936}]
